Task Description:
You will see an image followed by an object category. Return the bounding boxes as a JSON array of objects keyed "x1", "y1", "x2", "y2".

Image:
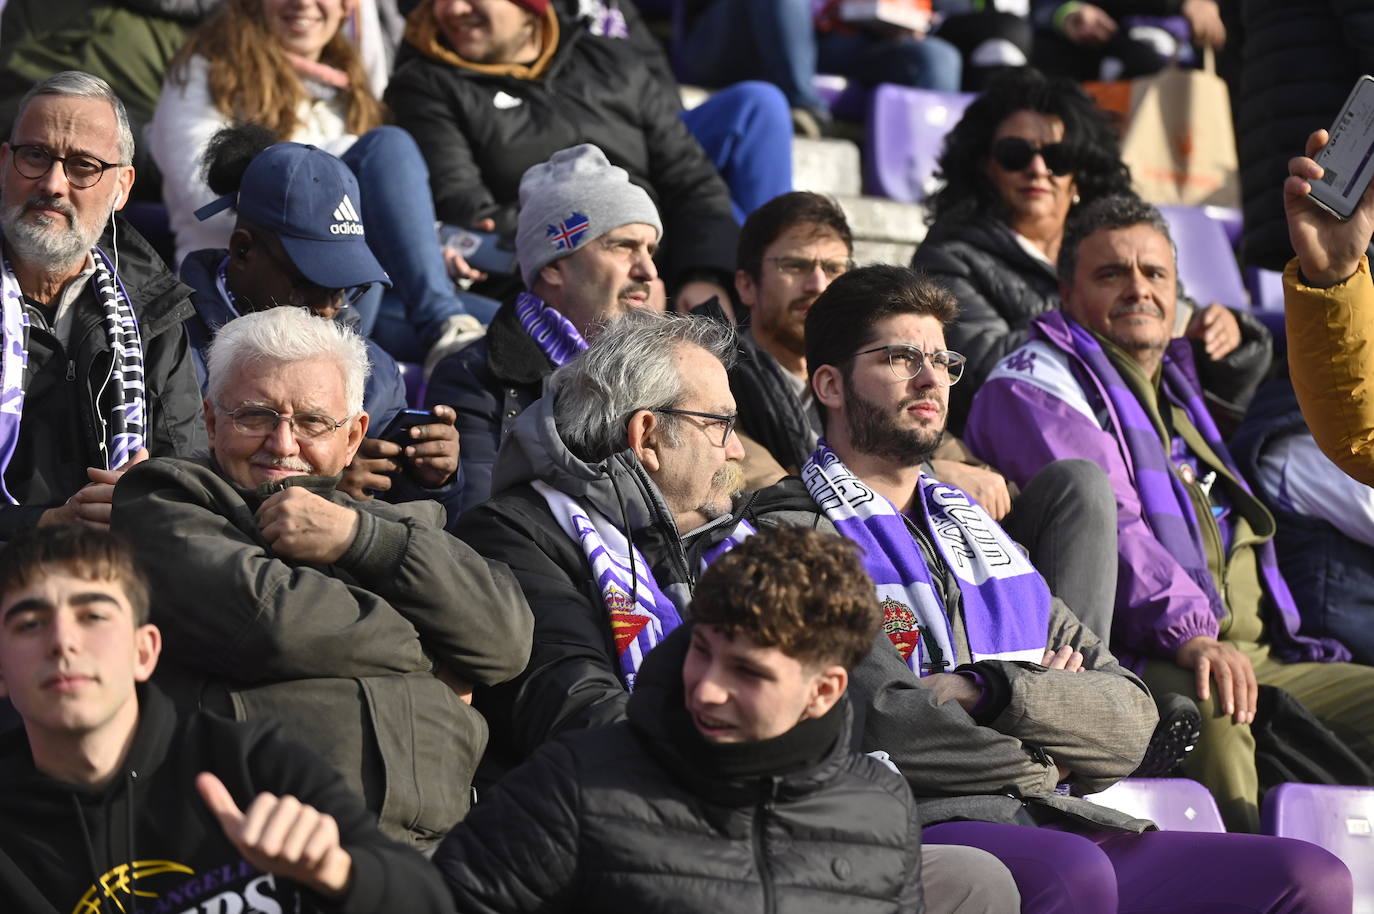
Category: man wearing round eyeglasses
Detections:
[
  {"x1": 0, "y1": 70, "x2": 205, "y2": 536},
  {"x1": 110, "y1": 305, "x2": 533, "y2": 848}
]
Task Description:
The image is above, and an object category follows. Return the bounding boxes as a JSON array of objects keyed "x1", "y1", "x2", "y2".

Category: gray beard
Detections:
[{"x1": 0, "y1": 200, "x2": 98, "y2": 274}]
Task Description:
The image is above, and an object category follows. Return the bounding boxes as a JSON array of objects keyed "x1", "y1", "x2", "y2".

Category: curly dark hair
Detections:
[
  {"x1": 691, "y1": 526, "x2": 880, "y2": 671},
  {"x1": 926, "y1": 68, "x2": 1132, "y2": 227}
]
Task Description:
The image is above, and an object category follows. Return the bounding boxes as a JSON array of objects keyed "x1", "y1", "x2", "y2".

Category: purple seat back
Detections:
[
  {"x1": 1157, "y1": 204, "x2": 1248, "y2": 309},
  {"x1": 864, "y1": 84, "x2": 976, "y2": 203},
  {"x1": 1245, "y1": 266, "x2": 1286, "y2": 312},
  {"x1": 1085, "y1": 778, "x2": 1227, "y2": 832},
  {"x1": 1262, "y1": 783, "x2": 1374, "y2": 910},
  {"x1": 397, "y1": 361, "x2": 426, "y2": 409}
]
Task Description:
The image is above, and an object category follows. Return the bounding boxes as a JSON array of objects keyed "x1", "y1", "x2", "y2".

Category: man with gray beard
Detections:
[{"x1": 0, "y1": 71, "x2": 203, "y2": 538}]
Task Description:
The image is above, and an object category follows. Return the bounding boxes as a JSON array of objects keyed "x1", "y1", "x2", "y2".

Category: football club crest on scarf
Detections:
[{"x1": 547, "y1": 212, "x2": 591, "y2": 251}]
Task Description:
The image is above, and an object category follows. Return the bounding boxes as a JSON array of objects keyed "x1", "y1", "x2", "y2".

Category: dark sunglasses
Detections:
[{"x1": 989, "y1": 137, "x2": 1079, "y2": 176}]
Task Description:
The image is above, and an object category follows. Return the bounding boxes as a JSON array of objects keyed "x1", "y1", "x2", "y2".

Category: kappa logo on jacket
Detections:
[{"x1": 493, "y1": 91, "x2": 523, "y2": 110}]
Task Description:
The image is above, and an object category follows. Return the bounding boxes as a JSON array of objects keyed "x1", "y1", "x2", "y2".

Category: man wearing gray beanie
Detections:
[{"x1": 426, "y1": 144, "x2": 665, "y2": 515}]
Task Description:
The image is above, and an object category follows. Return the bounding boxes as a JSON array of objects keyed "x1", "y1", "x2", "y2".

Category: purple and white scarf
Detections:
[
  {"x1": 515, "y1": 292, "x2": 587, "y2": 368},
  {"x1": 1057, "y1": 315, "x2": 1349, "y2": 663},
  {"x1": 0, "y1": 248, "x2": 145, "y2": 502},
  {"x1": 533, "y1": 479, "x2": 755, "y2": 690},
  {"x1": 802, "y1": 441, "x2": 1050, "y2": 675}
]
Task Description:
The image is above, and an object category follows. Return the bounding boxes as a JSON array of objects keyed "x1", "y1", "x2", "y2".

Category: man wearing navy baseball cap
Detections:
[{"x1": 179, "y1": 135, "x2": 464, "y2": 518}]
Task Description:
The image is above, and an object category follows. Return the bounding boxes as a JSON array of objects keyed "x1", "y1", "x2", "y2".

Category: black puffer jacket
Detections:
[
  {"x1": 911, "y1": 217, "x2": 1061, "y2": 433},
  {"x1": 1228, "y1": 0, "x2": 1374, "y2": 272},
  {"x1": 912, "y1": 215, "x2": 1273, "y2": 433},
  {"x1": 0, "y1": 216, "x2": 205, "y2": 538},
  {"x1": 385, "y1": 13, "x2": 738, "y2": 289},
  {"x1": 729, "y1": 330, "x2": 819, "y2": 474},
  {"x1": 426, "y1": 298, "x2": 550, "y2": 516},
  {"x1": 434, "y1": 626, "x2": 924, "y2": 914}
]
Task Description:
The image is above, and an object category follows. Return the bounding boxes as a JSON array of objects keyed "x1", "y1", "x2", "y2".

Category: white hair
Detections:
[{"x1": 207, "y1": 307, "x2": 370, "y2": 415}]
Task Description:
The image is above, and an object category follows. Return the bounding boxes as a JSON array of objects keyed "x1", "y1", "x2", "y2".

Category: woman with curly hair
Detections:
[
  {"x1": 148, "y1": 0, "x2": 494, "y2": 361},
  {"x1": 911, "y1": 68, "x2": 1138, "y2": 431}
]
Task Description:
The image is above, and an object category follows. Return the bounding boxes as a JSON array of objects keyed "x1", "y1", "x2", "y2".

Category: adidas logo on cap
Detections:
[{"x1": 330, "y1": 195, "x2": 364, "y2": 235}]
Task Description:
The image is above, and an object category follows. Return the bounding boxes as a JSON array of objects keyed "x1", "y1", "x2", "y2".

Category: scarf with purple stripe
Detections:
[
  {"x1": 1062, "y1": 318, "x2": 1348, "y2": 662},
  {"x1": 801, "y1": 441, "x2": 1050, "y2": 675},
  {"x1": 533, "y1": 479, "x2": 756, "y2": 690},
  {"x1": 0, "y1": 248, "x2": 144, "y2": 503},
  {"x1": 515, "y1": 292, "x2": 587, "y2": 368}
]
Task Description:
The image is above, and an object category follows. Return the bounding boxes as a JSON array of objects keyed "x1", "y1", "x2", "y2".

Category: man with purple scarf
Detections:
[
  {"x1": 749, "y1": 261, "x2": 1353, "y2": 913},
  {"x1": 0, "y1": 71, "x2": 204, "y2": 537},
  {"x1": 965, "y1": 194, "x2": 1374, "y2": 834}
]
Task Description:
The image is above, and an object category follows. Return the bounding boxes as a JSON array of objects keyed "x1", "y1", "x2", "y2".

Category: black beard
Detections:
[{"x1": 843, "y1": 373, "x2": 945, "y2": 466}]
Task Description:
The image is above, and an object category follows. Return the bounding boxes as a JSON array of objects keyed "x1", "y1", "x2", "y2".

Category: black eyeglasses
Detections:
[
  {"x1": 852, "y1": 345, "x2": 967, "y2": 386},
  {"x1": 989, "y1": 137, "x2": 1079, "y2": 176},
  {"x1": 765, "y1": 256, "x2": 854, "y2": 279},
  {"x1": 9, "y1": 145, "x2": 126, "y2": 189},
  {"x1": 653, "y1": 407, "x2": 738, "y2": 447},
  {"x1": 215, "y1": 403, "x2": 349, "y2": 439}
]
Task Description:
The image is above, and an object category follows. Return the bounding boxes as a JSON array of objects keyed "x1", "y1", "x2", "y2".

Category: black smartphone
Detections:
[
  {"x1": 380, "y1": 408, "x2": 436, "y2": 446},
  {"x1": 1309, "y1": 75, "x2": 1374, "y2": 221}
]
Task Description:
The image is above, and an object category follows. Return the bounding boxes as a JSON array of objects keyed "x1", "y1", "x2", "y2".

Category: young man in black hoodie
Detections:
[
  {"x1": 0, "y1": 525, "x2": 453, "y2": 914},
  {"x1": 433, "y1": 525, "x2": 928, "y2": 913}
]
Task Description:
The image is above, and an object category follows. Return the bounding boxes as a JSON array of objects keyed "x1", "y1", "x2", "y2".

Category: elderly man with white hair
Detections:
[{"x1": 111, "y1": 305, "x2": 533, "y2": 848}]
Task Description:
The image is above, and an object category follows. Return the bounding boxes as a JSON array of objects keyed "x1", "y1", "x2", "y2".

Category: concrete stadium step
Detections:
[
  {"x1": 852, "y1": 239, "x2": 917, "y2": 267},
  {"x1": 834, "y1": 194, "x2": 928, "y2": 245},
  {"x1": 793, "y1": 137, "x2": 862, "y2": 197}
]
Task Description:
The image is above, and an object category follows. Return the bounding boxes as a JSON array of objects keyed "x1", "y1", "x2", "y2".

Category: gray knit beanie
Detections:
[{"x1": 515, "y1": 144, "x2": 663, "y2": 289}]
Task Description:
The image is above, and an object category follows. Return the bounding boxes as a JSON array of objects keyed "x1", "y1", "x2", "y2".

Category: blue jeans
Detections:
[
  {"x1": 340, "y1": 127, "x2": 499, "y2": 361},
  {"x1": 677, "y1": 0, "x2": 962, "y2": 110},
  {"x1": 680, "y1": 81, "x2": 793, "y2": 221}
]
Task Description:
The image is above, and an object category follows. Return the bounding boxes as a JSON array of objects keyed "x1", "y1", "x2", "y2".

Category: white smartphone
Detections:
[{"x1": 1309, "y1": 75, "x2": 1374, "y2": 221}]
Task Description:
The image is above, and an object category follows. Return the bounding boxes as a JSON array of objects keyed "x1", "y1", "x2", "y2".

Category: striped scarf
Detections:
[
  {"x1": 0, "y1": 248, "x2": 145, "y2": 502},
  {"x1": 533, "y1": 479, "x2": 755, "y2": 690},
  {"x1": 802, "y1": 441, "x2": 1050, "y2": 674},
  {"x1": 1056, "y1": 314, "x2": 1348, "y2": 663},
  {"x1": 515, "y1": 291, "x2": 587, "y2": 367}
]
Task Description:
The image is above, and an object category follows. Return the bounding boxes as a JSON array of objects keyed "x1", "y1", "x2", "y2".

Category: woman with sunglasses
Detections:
[
  {"x1": 147, "y1": 0, "x2": 496, "y2": 364},
  {"x1": 912, "y1": 68, "x2": 1266, "y2": 433}
]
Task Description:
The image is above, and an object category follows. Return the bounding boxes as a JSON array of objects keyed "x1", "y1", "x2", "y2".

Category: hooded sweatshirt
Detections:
[{"x1": 0, "y1": 684, "x2": 453, "y2": 914}]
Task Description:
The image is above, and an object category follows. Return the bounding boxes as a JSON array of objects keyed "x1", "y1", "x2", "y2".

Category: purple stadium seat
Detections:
[
  {"x1": 1246, "y1": 266, "x2": 1286, "y2": 312},
  {"x1": 1085, "y1": 778, "x2": 1227, "y2": 832},
  {"x1": 864, "y1": 84, "x2": 976, "y2": 203},
  {"x1": 1262, "y1": 784, "x2": 1374, "y2": 912},
  {"x1": 397, "y1": 361, "x2": 426, "y2": 409},
  {"x1": 1157, "y1": 204, "x2": 1248, "y2": 310},
  {"x1": 1202, "y1": 205, "x2": 1243, "y2": 249}
]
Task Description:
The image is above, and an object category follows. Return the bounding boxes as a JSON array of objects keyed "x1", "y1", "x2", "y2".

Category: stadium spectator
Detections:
[
  {"x1": 451, "y1": 308, "x2": 1021, "y2": 914},
  {"x1": 0, "y1": 71, "x2": 204, "y2": 538},
  {"x1": 912, "y1": 68, "x2": 1267, "y2": 433},
  {"x1": 110, "y1": 306, "x2": 533, "y2": 847},
  {"x1": 426, "y1": 144, "x2": 661, "y2": 516},
  {"x1": 181, "y1": 133, "x2": 464, "y2": 520},
  {"x1": 1283, "y1": 127, "x2": 1374, "y2": 489},
  {"x1": 432, "y1": 527, "x2": 929, "y2": 914},
  {"x1": 965, "y1": 194, "x2": 1374, "y2": 833},
  {"x1": 0, "y1": 525, "x2": 454, "y2": 914},
  {"x1": 729, "y1": 191, "x2": 1123, "y2": 641},
  {"x1": 1029, "y1": 0, "x2": 1225, "y2": 82},
  {"x1": 675, "y1": 0, "x2": 962, "y2": 137},
  {"x1": 1232, "y1": 376, "x2": 1374, "y2": 666},
  {"x1": 749, "y1": 260, "x2": 1353, "y2": 912},
  {"x1": 147, "y1": 0, "x2": 491, "y2": 363},
  {"x1": 385, "y1": 0, "x2": 739, "y2": 312}
]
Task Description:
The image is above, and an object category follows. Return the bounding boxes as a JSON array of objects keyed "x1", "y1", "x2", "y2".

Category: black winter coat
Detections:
[
  {"x1": 434, "y1": 626, "x2": 925, "y2": 914},
  {"x1": 912, "y1": 216, "x2": 1273, "y2": 433},
  {"x1": 729, "y1": 330, "x2": 819, "y2": 474},
  {"x1": 0, "y1": 216, "x2": 205, "y2": 537},
  {"x1": 1227, "y1": 0, "x2": 1374, "y2": 272},
  {"x1": 426, "y1": 299, "x2": 550, "y2": 517},
  {"x1": 385, "y1": 19, "x2": 738, "y2": 289}
]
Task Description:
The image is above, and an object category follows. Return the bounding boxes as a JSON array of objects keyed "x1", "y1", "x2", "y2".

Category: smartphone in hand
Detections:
[{"x1": 1309, "y1": 75, "x2": 1374, "y2": 221}]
